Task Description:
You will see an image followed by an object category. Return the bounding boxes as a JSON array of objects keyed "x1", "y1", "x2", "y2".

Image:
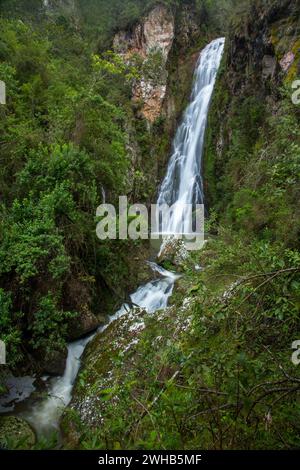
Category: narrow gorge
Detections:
[{"x1": 0, "y1": 0, "x2": 300, "y2": 452}]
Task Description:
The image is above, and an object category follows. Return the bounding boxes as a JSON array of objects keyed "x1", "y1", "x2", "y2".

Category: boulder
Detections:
[
  {"x1": 39, "y1": 347, "x2": 67, "y2": 376},
  {"x1": 62, "y1": 308, "x2": 147, "y2": 447},
  {"x1": 157, "y1": 236, "x2": 189, "y2": 269},
  {"x1": 0, "y1": 416, "x2": 36, "y2": 449},
  {"x1": 67, "y1": 310, "x2": 100, "y2": 341},
  {"x1": 280, "y1": 51, "x2": 295, "y2": 71},
  {"x1": 0, "y1": 375, "x2": 35, "y2": 413},
  {"x1": 113, "y1": 5, "x2": 175, "y2": 122}
]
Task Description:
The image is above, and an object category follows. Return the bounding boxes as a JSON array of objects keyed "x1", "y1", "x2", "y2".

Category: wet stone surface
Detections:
[{"x1": 0, "y1": 375, "x2": 36, "y2": 413}]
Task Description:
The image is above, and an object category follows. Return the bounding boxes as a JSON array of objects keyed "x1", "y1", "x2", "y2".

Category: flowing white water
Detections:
[
  {"x1": 25, "y1": 336, "x2": 93, "y2": 436},
  {"x1": 157, "y1": 38, "x2": 225, "y2": 234},
  {"x1": 24, "y1": 263, "x2": 179, "y2": 436},
  {"x1": 117, "y1": 263, "x2": 180, "y2": 316},
  {"x1": 22, "y1": 38, "x2": 224, "y2": 437}
]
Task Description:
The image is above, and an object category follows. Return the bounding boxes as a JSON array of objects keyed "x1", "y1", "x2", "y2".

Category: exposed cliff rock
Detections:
[
  {"x1": 204, "y1": 0, "x2": 300, "y2": 209},
  {"x1": 114, "y1": 5, "x2": 175, "y2": 123},
  {"x1": 227, "y1": 0, "x2": 300, "y2": 92}
]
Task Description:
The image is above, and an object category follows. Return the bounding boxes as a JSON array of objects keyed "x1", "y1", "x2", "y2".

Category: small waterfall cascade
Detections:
[{"x1": 23, "y1": 263, "x2": 179, "y2": 436}]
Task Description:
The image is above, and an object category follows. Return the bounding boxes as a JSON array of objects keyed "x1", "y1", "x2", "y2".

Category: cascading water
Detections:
[
  {"x1": 24, "y1": 336, "x2": 94, "y2": 436},
  {"x1": 8, "y1": 37, "x2": 225, "y2": 437},
  {"x1": 157, "y1": 38, "x2": 225, "y2": 234},
  {"x1": 23, "y1": 263, "x2": 179, "y2": 436}
]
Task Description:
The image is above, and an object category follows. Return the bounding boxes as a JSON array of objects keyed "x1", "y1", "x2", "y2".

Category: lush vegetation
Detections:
[
  {"x1": 62, "y1": 87, "x2": 300, "y2": 450},
  {"x1": 0, "y1": 1, "x2": 145, "y2": 368},
  {"x1": 0, "y1": 0, "x2": 299, "y2": 452},
  {"x1": 60, "y1": 0, "x2": 300, "y2": 451},
  {"x1": 1, "y1": 0, "x2": 232, "y2": 370}
]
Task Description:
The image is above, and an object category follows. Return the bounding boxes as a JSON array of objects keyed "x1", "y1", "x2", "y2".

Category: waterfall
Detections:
[
  {"x1": 23, "y1": 263, "x2": 179, "y2": 437},
  {"x1": 157, "y1": 38, "x2": 225, "y2": 234},
  {"x1": 17, "y1": 38, "x2": 224, "y2": 437}
]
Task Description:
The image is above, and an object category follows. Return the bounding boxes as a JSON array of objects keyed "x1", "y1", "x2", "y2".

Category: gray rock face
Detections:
[
  {"x1": 39, "y1": 347, "x2": 68, "y2": 376},
  {"x1": 280, "y1": 51, "x2": 295, "y2": 71},
  {"x1": 114, "y1": 5, "x2": 175, "y2": 122},
  {"x1": 262, "y1": 55, "x2": 277, "y2": 79}
]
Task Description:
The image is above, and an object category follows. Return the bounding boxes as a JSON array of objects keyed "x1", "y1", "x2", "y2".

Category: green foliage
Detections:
[
  {"x1": 222, "y1": 92, "x2": 300, "y2": 248},
  {"x1": 62, "y1": 0, "x2": 300, "y2": 451},
  {"x1": 92, "y1": 51, "x2": 140, "y2": 83},
  {"x1": 1, "y1": 0, "x2": 299, "y2": 453},
  {"x1": 29, "y1": 293, "x2": 76, "y2": 353},
  {"x1": 0, "y1": 11, "x2": 132, "y2": 366},
  {"x1": 0, "y1": 289, "x2": 23, "y2": 366},
  {"x1": 142, "y1": 48, "x2": 166, "y2": 85},
  {"x1": 69, "y1": 234, "x2": 300, "y2": 450}
]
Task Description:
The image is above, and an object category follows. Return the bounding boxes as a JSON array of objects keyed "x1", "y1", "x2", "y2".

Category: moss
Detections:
[
  {"x1": 270, "y1": 18, "x2": 297, "y2": 60},
  {"x1": 61, "y1": 233, "x2": 300, "y2": 450},
  {"x1": 0, "y1": 416, "x2": 36, "y2": 450},
  {"x1": 203, "y1": 48, "x2": 229, "y2": 209},
  {"x1": 285, "y1": 39, "x2": 300, "y2": 83}
]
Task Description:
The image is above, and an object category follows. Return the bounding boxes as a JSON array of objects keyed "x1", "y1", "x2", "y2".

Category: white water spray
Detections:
[{"x1": 24, "y1": 263, "x2": 178, "y2": 436}]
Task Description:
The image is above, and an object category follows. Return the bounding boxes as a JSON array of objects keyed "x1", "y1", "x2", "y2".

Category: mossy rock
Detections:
[
  {"x1": 0, "y1": 416, "x2": 36, "y2": 449},
  {"x1": 61, "y1": 307, "x2": 148, "y2": 447}
]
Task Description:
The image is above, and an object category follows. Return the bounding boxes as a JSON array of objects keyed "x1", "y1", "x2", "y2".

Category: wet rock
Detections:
[
  {"x1": 62, "y1": 307, "x2": 147, "y2": 447},
  {"x1": 0, "y1": 416, "x2": 36, "y2": 449},
  {"x1": 62, "y1": 298, "x2": 193, "y2": 448},
  {"x1": 262, "y1": 55, "x2": 277, "y2": 79},
  {"x1": 63, "y1": 276, "x2": 104, "y2": 340},
  {"x1": 0, "y1": 375, "x2": 36, "y2": 413},
  {"x1": 157, "y1": 237, "x2": 189, "y2": 269},
  {"x1": 39, "y1": 347, "x2": 67, "y2": 376}
]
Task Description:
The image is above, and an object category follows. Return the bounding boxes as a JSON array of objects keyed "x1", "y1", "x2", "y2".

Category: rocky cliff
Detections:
[
  {"x1": 114, "y1": 5, "x2": 175, "y2": 123},
  {"x1": 42, "y1": 0, "x2": 77, "y2": 14},
  {"x1": 204, "y1": 0, "x2": 300, "y2": 210}
]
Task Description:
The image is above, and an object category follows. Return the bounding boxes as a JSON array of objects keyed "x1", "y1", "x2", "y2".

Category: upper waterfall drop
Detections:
[{"x1": 157, "y1": 38, "x2": 225, "y2": 235}]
